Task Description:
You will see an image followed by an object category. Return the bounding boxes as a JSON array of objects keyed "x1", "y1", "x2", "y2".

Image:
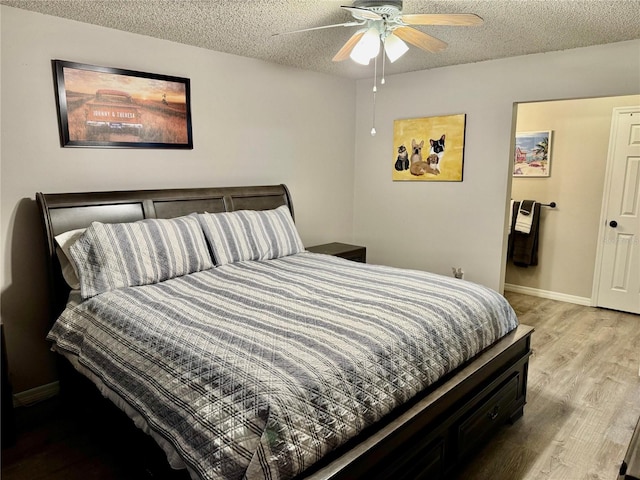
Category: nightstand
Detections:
[{"x1": 307, "y1": 242, "x2": 366, "y2": 263}]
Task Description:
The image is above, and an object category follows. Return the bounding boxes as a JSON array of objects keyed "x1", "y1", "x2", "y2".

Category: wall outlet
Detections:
[{"x1": 452, "y1": 267, "x2": 464, "y2": 279}]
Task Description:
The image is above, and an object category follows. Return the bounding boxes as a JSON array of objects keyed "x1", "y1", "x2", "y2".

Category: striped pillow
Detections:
[
  {"x1": 198, "y1": 205, "x2": 305, "y2": 266},
  {"x1": 71, "y1": 215, "x2": 213, "y2": 299}
]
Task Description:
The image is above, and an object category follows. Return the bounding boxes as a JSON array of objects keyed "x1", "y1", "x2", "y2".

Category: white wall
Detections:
[
  {"x1": 0, "y1": 6, "x2": 356, "y2": 393},
  {"x1": 352, "y1": 41, "x2": 640, "y2": 291}
]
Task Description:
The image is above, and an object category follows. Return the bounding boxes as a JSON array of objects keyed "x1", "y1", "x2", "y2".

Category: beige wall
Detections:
[
  {"x1": 506, "y1": 96, "x2": 640, "y2": 300},
  {"x1": 352, "y1": 41, "x2": 640, "y2": 291},
  {"x1": 0, "y1": 6, "x2": 356, "y2": 393}
]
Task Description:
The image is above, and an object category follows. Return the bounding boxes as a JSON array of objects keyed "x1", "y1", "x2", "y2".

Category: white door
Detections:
[{"x1": 593, "y1": 107, "x2": 640, "y2": 314}]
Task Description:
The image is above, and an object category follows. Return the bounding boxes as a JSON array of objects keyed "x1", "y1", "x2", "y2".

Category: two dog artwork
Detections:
[{"x1": 394, "y1": 135, "x2": 445, "y2": 176}]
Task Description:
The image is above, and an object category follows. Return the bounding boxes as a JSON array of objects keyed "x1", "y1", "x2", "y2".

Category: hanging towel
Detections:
[
  {"x1": 508, "y1": 200, "x2": 515, "y2": 235},
  {"x1": 515, "y1": 200, "x2": 536, "y2": 234},
  {"x1": 508, "y1": 201, "x2": 541, "y2": 267}
]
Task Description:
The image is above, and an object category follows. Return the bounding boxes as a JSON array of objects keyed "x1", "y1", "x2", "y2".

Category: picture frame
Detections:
[
  {"x1": 52, "y1": 60, "x2": 193, "y2": 149},
  {"x1": 513, "y1": 130, "x2": 552, "y2": 177},
  {"x1": 392, "y1": 114, "x2": 466, "y2": 182}
]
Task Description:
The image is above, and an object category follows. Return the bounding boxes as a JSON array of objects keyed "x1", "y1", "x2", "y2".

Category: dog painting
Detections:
[{"x1": 392, "y1": 115, "x2": 466, "y2": 182}]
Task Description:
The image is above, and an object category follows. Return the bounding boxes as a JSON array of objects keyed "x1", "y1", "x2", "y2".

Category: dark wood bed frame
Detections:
[{"x1": 37, "y1": 184, "x2": 533, "y2": 480}]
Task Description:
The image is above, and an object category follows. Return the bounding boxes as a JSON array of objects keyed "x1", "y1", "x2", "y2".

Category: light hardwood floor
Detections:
[{"x1": 453, "y1": 292, "x2": 640, "y2": 480}]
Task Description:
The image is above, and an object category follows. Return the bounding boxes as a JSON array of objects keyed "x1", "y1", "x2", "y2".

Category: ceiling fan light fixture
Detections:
[
  {"x1": 383, "y1": 32, "x2": 409, "y2": 63},
  {"x1": 350, "y1": 26, "x2": 381, "y2": 65}
]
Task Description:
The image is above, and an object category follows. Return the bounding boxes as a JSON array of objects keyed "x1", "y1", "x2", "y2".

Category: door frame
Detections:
[{"x1": 591, "y1": 105, "x2": 639, "y2": 307}]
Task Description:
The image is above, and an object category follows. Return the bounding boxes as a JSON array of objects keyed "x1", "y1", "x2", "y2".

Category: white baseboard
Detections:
[
  {"x1": 504, "y1": 283, "x2": 592, "y2": 306},
  {"x1": 13, "y1": 381, "x2": 60, "y2": 407}
]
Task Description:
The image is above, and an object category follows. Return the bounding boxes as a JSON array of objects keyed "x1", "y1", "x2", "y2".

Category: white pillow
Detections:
[
  {"x1": 55, "y1": 228, "x2": 86, "y2": 290},
  {"x1": 197, "y1": 205, "x2": 305, "y2": 266}
]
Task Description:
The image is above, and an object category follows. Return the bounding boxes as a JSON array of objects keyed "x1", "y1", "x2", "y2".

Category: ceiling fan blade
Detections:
[
  {"x1": 273, "y1": 21, "x2": 362, "y2": 36},
  {"x1": 341, "y1": 6, "x2": 382, "y2": 21},
  {"x1": 393, "y1": 26, "x2": 447, "y2": 53},
  {"x1": 400, "y1": 13, "x2": 484, "y2": 26},
  {"x1": 332, "y1": 31, "x2": 366, "y2": 62}
]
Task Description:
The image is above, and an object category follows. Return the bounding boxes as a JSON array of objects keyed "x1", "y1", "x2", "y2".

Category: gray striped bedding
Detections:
[
  {"x1": 71, "y1": 215, "x2": 213, "y2": 299},
  {"x1": 47, "y1": 252, "x2": 518, "y2": 480},
  {"x1": 198, "y1": 206, "x2": 306, "y2": 266}
]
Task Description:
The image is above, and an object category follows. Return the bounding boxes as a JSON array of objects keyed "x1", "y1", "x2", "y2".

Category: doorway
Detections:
[{"x1": 504, "y1": 95, "x2": 640, "y2": 306}]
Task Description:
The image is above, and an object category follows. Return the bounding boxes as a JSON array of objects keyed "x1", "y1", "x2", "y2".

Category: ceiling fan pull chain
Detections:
[
  {"x1": 371, "y1": 56, "x2": 377, "y2": 136},
  {"x1": 381, "y1": 35, "x2": 386, "y2": 84},
  {"x1": 373, "y1": 54, "x2": 378, "y2": 93},
  {"x1": 371, "y1": 89, "x2": 377, "y2": 136}
]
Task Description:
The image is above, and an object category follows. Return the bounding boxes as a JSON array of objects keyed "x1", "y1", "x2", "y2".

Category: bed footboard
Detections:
[{"x1": 301, "y1": 324, "x2": 533, "y2": 480}]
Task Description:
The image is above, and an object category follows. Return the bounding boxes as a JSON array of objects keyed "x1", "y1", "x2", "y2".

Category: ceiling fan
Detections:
[{"x1": 275, "y1": 0, "x2": 483, "y2": 65}]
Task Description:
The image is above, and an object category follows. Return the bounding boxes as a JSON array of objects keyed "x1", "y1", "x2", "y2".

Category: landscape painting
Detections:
[
  {"x1": 392, "y1": 114, "x2": 466, "y2": 182},
  {"x1": 53, "y1": 60, "x2": 193, "y2": 148},
  {"x1": 513, "y1": 130, "x2": 552, "y2": 177}
]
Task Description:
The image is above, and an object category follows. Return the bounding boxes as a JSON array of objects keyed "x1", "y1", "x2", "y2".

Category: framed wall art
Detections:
[
  {"x1": 392, "y1": 114, "x2": 466, "y2": 182},
  {"x1": 52, "y1": 60, "x2": 193, "y2": 149},
  {"x1": 513, "y1": 130, "x2": 552, "y2": 177}
]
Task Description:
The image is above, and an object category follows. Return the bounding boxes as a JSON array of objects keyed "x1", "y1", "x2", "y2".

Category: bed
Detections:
[{"x1": 37, "y1": 184, "x2": 533, "y2": 480}]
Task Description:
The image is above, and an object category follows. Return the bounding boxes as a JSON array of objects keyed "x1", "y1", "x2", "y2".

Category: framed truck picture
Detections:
[{"x1": 52, "y1": 60, "x2": 193, "y2": 149}]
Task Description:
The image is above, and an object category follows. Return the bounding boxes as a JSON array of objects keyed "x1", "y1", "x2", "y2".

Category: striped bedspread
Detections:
[{"x1": 47, "y1": 252, "x2": 518, "y2": 480}]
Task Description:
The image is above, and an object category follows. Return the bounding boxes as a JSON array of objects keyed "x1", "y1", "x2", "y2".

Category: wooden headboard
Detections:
[{"x1": 36, "y1": 184, "x2": 293, "y2": 322}]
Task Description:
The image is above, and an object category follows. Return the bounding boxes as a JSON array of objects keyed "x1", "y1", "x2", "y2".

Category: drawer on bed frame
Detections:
[
  {"x1": 369, "y1": 353, "x2": 528, "y2": 479},
  {"x1": 359, "y1": 372, "x2": 527, "y2": 479},
  {"x1": 376, "y1": 436, "x2": 445, "y2": 479},
  {"x1": 456, "y1": 372, "x2": 520, "y2": 458}
]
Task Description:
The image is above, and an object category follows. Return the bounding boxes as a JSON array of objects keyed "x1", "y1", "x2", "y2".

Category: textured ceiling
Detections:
[{"x1": 3, "y1": 0, "x2": 640, "y2": 79}]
